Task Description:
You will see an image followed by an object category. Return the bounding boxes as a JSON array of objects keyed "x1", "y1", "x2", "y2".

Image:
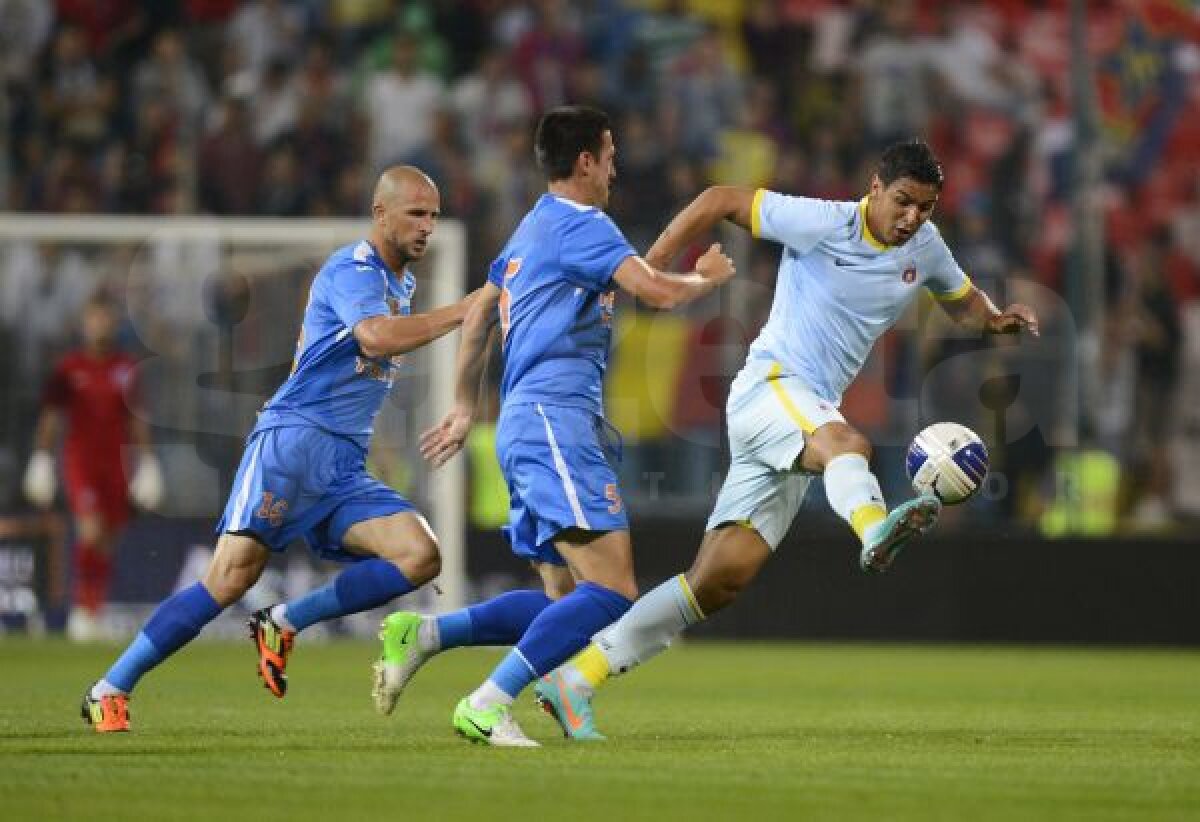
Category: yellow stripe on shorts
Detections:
[{"x1": 767, "y1": 362, "x2": 818, "y2": 434}]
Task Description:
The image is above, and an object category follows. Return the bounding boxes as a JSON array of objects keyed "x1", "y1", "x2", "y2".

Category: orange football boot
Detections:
[{"x1": 248, "y1": 608, "x2": 296, "y2": 698}]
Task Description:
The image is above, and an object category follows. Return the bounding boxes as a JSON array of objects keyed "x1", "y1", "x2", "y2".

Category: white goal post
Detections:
[{"x1": 0, "y1": 215, "x2": 467, "y2": 613}]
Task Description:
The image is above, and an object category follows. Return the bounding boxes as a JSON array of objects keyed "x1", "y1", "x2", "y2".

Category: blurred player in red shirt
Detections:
[{"x1": 24, "y1": 293, "x2": 162, "y2": 639}]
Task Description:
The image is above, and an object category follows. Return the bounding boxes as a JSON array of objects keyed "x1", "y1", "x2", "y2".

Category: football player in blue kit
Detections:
[
  {"x1": 82, "y1": 166, "x2": 475, "y2": 732},
  {"x1": 533, "y1": 138, "x2": 1042, "y2": 739},
  {"x1": 378, "y1": 106, "x2": 736, "y2": 746}
]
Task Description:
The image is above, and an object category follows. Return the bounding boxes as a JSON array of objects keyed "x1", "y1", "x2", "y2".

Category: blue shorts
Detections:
[
  {"x1": 215, "y1": 425, "x2": 416, "y2": 562},
  {"x1": 495, "y1": 402, "x2": 627, "y2": 566}
]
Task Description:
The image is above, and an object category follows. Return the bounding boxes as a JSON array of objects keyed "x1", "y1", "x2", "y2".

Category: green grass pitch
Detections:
[{"x1": 1, "y1": 639, "x2": 1197, "y2": 821}]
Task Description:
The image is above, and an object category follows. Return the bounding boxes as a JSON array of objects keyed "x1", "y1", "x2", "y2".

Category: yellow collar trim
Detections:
[{"x1": 858, "y1": 196, "x2": 889, "y2": 251}]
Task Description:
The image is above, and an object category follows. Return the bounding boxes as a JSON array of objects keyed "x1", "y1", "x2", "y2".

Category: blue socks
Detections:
[
  {"x1": 104, "y1": 583, "x2": 221, "y2": 693},
  {"x1": 490, "y1": 582, "x2": 632, "y2": 698},
  {"x1": 436, "y1": 589, "x2": 553, "y2": 649},
  {"x1": 284, "y1": 559, "x2": 414, "y2": 632}
]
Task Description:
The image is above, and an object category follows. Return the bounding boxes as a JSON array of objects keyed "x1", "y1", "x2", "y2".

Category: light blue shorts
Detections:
[{"x1": 706, "y1": 359, "x2": 845, "y2": 548}]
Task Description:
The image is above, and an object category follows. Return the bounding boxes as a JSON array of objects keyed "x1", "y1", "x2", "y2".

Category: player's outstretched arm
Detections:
[
  {"x1": 940, "y1": 286, "x2": 1040, "y2": 337},
  {"x1": 355, "y1": 290, "x2": 479, "y2": 359},
  {"x1": 645, "y1": 186, "x2": 757, "y2": 269},
  {"x1": 612, "y1": 243, "x2": 735, "y2": 310},
  {"x1": 419, "y1": 282, "x2": 500, "y2": 468}
]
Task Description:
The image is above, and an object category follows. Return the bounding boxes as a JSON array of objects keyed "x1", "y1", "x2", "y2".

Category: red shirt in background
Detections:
[{"x1": 42, "y1": 351, "x2": 140, "y2": 525}]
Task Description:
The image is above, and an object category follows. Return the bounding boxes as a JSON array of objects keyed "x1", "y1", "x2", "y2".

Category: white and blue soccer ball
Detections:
[{"x1": 905, "y1": 422, "x2": 989, "y2": 505}]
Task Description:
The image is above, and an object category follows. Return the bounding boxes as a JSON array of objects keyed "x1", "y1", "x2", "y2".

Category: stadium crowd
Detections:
[{"x1": 2, "y1": 0, "x2": 1199, "y2": 533}]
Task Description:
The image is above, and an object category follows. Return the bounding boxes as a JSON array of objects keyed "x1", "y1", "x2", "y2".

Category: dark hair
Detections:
[
  {"x1": 534, "y1": 105, "x2": 611, "y2": 181},
  {"x1": 877, "y1": 139, "x2": 944, "y2": 188},
  {"x1": 84, "y1": 291, "x2": 117, "y2": 312}
]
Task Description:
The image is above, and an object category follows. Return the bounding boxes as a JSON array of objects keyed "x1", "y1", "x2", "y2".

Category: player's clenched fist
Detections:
[
  {"x1": 694, "y1": 242, "x2": 735, "y2": 285},
  {"x1": 986, "y1": 303, "x2": 1039, "y2": 337}
]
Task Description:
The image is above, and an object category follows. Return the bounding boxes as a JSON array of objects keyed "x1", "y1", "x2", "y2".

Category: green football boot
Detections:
[
  {"x1": 372, "y1": 611, "x2": 430, "y2": 715},
  {"x1": 452, "y1": 698, "x2": 539, "y2": 747}
]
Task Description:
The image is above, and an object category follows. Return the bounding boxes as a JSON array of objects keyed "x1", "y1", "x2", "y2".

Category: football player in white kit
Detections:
[{"x1": 533, "y1": 139, "x2": 1040, "y2": 740}]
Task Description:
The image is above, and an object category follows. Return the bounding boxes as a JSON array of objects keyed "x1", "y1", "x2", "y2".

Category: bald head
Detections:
[
  {"x1": 373, "y1": 165, "x2": 438, "y2": 208},
  {"x1": 370, "y1": 165, "x2": 441, "y2": 269}
]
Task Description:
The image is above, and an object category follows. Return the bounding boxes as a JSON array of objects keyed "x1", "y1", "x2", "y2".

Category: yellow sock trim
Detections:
[
  {"x1": 850, "y1": 503, "x2": 886, "y2": 542},
  {"x1": 571, "y1": 643, "x2": 611, "y2": 688},
  {"x1": 677, "y1": 574, "x2": 705, "y2": 621}
]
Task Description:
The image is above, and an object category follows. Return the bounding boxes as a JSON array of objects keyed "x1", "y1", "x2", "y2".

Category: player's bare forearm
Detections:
[
  {"x1": 613, "y1": 247, "x2": 735, "y2": 310},
  {"x1": 473, "y1": 323, "x2": 501, "y2": 406},
  {"x1": 646, "y1": 186, "x2": 756, "y2": 268},
  {"x1": 452, "y1": 283, "x2": 501, "y2": 411},
  {"x1": 942, "y1": 287, "x2": 1039, "y2": 337},
  {"x1": 130, "y1": 416, "x2": 154, "y2": 454},
  {"x1": 32, "y1": 410, "x2": 60, "y2": 453},
  {"x1": 418, "y1": 285, "x2": 497, "y2": 468},
  {"x1": 355, "y1": 297, "x2": 473, "y2": 359}
]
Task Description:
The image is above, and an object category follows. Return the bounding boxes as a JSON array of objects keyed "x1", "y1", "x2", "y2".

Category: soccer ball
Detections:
[{"x1": 905, "y1": 422, "x2": 989, "y2": 505}]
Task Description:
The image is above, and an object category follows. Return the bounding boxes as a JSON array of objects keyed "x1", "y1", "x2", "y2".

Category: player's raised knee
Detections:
[
  {"x1": 820, "y1": 423, "x2": 873, "y2": 461},
  {"x1": 395, "y1": 535, "x2": 441, "y2": 584}
]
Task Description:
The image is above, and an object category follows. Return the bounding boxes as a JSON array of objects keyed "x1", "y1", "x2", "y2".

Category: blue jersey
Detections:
[
  {"x1": 488, "y1": 193, "x2": 637, "y2": 414},
  {"x1": 254, "y1": 240, "x2": 416, "y2": 449}
]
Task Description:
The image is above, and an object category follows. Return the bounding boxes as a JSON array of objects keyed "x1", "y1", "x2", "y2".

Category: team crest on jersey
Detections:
[
  {"x1": 599, "y1": 290, "x2": 616, "y2": 327},
  {"x1": 505, "y1": 258, "x2": 522, "y2": 279},
  {"x1": 902, "y1": 266, "x2": 917, "y2": 284},
  {"x1": 355, "y1": 356, "x2": 396, "y2": 384}
]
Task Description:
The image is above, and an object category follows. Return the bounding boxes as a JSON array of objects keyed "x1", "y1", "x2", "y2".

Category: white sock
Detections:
[
  {"x1": 271, "y1": 604, "x2": 297, "y2": 633},
  {"x1": 468, "y1": 679, "x2": 514, "y2": 711},
  {"x1": 90, "y1": 679, "x2": 126, "y2": 699},
  {"x1": 417, "y1": 616, "x2": 439, "y2": 652},
  {"x1": 823, "y1": 453, "x2": 886, "y2": 540},
  {"x1": 593, "y1": 574, "x2": 705, "y2": 676}
]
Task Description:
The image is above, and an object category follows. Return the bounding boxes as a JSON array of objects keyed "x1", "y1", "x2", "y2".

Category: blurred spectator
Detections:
[
  {"x1": 251, "y1": 58, "x2": 300, "y2": 145},
  {"x1": 40, "y1": 25, "x2": 115, "y2": 145},
  {"x1": 608, "y1": 110, "x2": 671, "y2": 251},
  {"x1": 632, "y1": 0, "x2": 705, "y2": 76},
  {"x1": 132, "y1": 29, "x2": 211, "y2": 131},
  {"x1": 227, "y1": 0, "x2": 305, "y2": 77},
  {"x1": 0, "y1": 0, "x2": 53, "y2": 84},
  {"x1": 126, "y1": 96, "x2": 185, "y2": 214},
  {"x1": 1126, "y1": 235, "x2": 1183, "y2": 527},
  {"x1": 257, "y1": 143, "x2": 308, "y2": 216},
  {"x1": 858, "y1": 1, "x2": 934, "y2": 148},
  {"x1": 361, "y1": 32, "x2": 444, "y2": 174},
  {"x1": 197, "y1": 95, "x2": 262, "y2": 214},
  {"x1": 283, "y1": 97, "x2": 347, "y2": 204},
  {"x1": 709, "y1": 81, "x2": 782, "y2": 189},
  {"x1": 662, "y1": 25, "x2": 742, "y2": 159},
  {"x1": 512, "y1": 0, "x2": 585, "y2": 112},
  {"x1": 451, "y1": 47, "x2": 532, "y2": 171}
]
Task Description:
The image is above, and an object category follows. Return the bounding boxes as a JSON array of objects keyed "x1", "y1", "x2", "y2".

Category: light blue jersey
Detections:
[
  {"x1": 748, "y1": 191, "x2": 971, "y2": 404},
  {"x1": 488, "y1": 193, "x2": 637, "y2": 415},
  {"x1": 254, "y1": 240, "x2": 416, "y2": 449}
]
